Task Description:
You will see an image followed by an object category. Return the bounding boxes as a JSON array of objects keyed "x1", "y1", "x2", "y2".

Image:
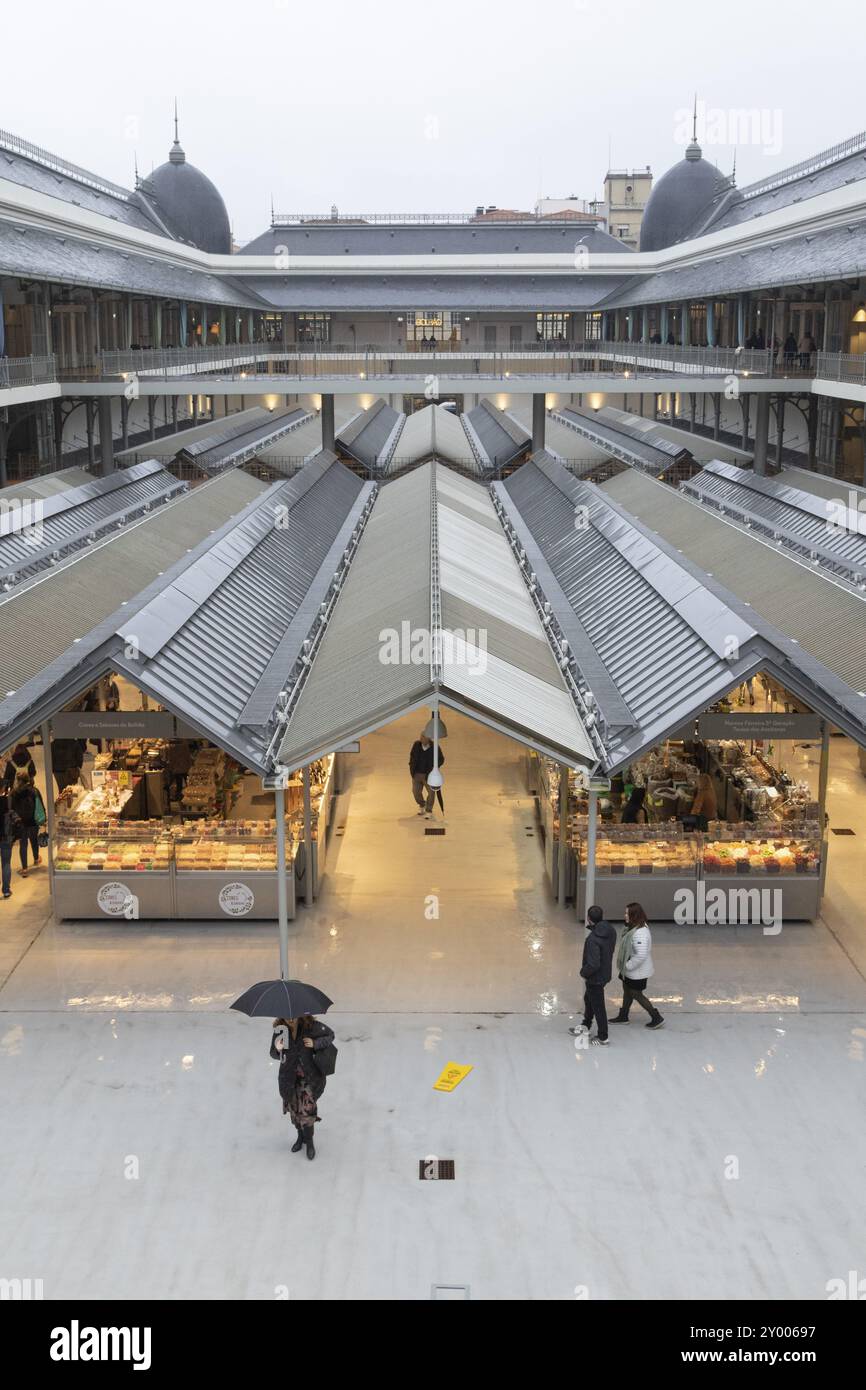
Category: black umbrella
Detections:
[{"x1": 231, "y1": 979, "x2": 333, "y2": 1019}]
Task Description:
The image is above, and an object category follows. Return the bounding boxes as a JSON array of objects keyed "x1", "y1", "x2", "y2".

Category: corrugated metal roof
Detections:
[
  {"x1": 556, "y1": 406, "x2": 690, "y2": 475},
  {"x1": 599, "y1": 468, "x2": 866, "y2": 692},
  {"x1": 0, "y1": 459, "x2": 186, "y2": 586},
  {"x1": 113, "y1": 458, "x2": 366, "y2": 768},
  {"x1": 387, "y1": 404, "x2": 474, "y2": 470},
  {"x1": 0, "y1": 470, "x2": 265, "y2": 697},
  {"x1": 505, "y1": 402, "x2": 612, "y2": 466},
  {"x1": 0, "y1": 466, "x2": 93, "y2": 499},
  {"x1": 681, "y1": 459, "x2": 866, "y2": 585},
  {"x1": 116, "y1": 408, "x2": 271, "y2": 460},
  {"x1": 177, "y1": 408, "x2": 309, "y2": 473}
]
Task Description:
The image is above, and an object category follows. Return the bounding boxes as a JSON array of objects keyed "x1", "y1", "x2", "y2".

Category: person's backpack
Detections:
[{"x1": 312, "y1": 1041, "x2": 338, "y2": 1077}]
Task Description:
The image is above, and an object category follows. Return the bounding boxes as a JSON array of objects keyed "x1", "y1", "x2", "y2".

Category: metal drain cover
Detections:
[
  {"x1": 425, "y1": 827, "x2": 445, "y2": 836},
  {"x1": 431, "y1": 1284, "x2": 470, "y2": 1299},
  {"x1": 832, "y1": 828, "x2": 856, "y2": 835}
]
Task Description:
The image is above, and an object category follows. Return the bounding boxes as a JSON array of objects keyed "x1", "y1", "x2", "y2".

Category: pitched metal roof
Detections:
[
  {"x1": 109, "y1": 457, "x2": 369, "y2": 769},
  {"x1": 496, "y1": 454, "x2": 763, "y2": 768},
  {"x1": 599, "y1": 468, "x2": 866, "y2": 694},
  {"x1": 0, "y1": 466, "x2": 93, "y2": 499},
  {"x1": 239, "y1": 222, "x2": 631, "y2": 257},
  {"x1": 0, "y1": 459, "x2": 186, "y2": 588},
  {"x1": 277, "y1": 461, "x2": 597, "y2": 770},
  {"x1": 387, "y1": 404, "x2": 473, "y2": 471},
  {"x1": 555, "y1": 406, "x2": 691, "y2": 476},
  {"x1": 338, "y1": 399, "x2": 403, "y2": 470},
  {"x1": 177, "y1": 408, "x2": 309, "y2": 474},
  {"x1": 680, "y1": 459, "x2": 866, "y2": 587},
  {"x1": 0, "y1": 469, "x2": 266, "y2": 701},
  {"x1": 116, "y1": 408, "x2": 272, "y2": 460},
  {"x1": 464, "y1": 399, "x2": 528, "y2": 469}
]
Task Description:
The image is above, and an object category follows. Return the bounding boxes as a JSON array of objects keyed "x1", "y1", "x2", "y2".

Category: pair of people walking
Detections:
[{"x1": 569, "y1": 902, "x2": 664, "y2": 1045}]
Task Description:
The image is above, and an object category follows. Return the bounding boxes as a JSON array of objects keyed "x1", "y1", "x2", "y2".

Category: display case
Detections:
[
  {"x1": 575, "y1": 824, "x2": 701, "y2": 919},
  {"x1": 701, "y1": 821, "x2": 822, "y2": 919},
  {"x1": 51, "y1": 817, "x2": 298, "y2": 921},
  {"x1": 173, "y1": 822, "x2": 296, "y2": 921},
  {"x1": 51, "y1": 822, "x2": 175, "y2": 920}
]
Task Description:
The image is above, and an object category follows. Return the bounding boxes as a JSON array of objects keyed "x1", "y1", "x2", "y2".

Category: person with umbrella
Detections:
[{"x1": 269, "y1": 1014, "x2": 335, "y2": 1160}]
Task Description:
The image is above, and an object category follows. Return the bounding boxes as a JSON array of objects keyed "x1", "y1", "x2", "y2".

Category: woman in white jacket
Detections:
[{"x1": 610, "y1": 902, "x2": 664, "y2": 1028}]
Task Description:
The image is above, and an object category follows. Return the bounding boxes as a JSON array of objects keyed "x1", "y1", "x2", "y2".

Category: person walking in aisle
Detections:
[
  {"x1": 610, "y1": 902, "x2": 665, "y2": 1029},
  {"x1": 11, "y1": 773, "x2": 41, "y2": 877},
  {"x1": 569, "y1": 905, "x2": 617, "y2": 1046},
  {"x1": 408, "y1": 732, "x2": 444, "y2": 818},
  {"x1": 0, "y1": 790, "x2": 18, "y2": 899},
  {"x1": 270, "y1": 1015, "x2": 336, "y2": 1160},
  {"x1": 3, "y1": 743, "x2": 36, "y2": 791}
]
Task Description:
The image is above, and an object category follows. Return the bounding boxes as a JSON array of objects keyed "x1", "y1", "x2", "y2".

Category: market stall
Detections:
[
  {"x1": 529, "y1": 685, "x2": 830, "y2": 922},
  {"x1": 45, "y1": 698, "x2": 335, "y2": 922}
]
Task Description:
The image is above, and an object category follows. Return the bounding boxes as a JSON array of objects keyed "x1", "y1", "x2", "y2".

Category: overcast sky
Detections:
[{"x1": 2, "y1": 0, "x2": 861, "y2": 244}]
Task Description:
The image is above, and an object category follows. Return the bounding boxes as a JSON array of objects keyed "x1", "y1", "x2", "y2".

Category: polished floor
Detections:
[{"x1": 1, "y1": 711, "x2": 865, "y2": 1300}]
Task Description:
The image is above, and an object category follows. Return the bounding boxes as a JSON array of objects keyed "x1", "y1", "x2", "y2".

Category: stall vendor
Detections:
[{"x1": 689, "y1": 772, "x2": 718, "y2": 831}]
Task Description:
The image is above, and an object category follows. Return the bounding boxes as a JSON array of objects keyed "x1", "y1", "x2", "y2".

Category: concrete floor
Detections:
[{"x1": 1, "y1": 710, "x2": 865, "y2": 1300}]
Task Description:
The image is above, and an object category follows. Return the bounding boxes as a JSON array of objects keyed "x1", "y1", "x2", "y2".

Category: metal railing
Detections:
[
  {"x1": 90, "y1": 341, "x2": 817, "y2": 383},
  {"x1": 0, "y1": 126, "x2": 133, "y2": 201},
  {"x1": 271, "y1": 211, "x2": 605, "y2": 226},
  {"x1": 739, "y1": 129, "x2": 866, "y2": 201},
  {"x1": 0, "y1": 354, "x2": 58, "y2": 388},
  {"x1": 815, "y1": 352, "x2": 866, "y2": 385}
]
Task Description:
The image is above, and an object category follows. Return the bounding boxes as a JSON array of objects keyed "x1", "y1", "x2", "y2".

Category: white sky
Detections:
[{"x1": 1, "y1": 0, "x2": 860, "y2": 244}]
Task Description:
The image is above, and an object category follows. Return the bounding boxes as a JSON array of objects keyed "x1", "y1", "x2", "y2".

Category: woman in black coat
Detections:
[
  {"x1": 270, "y1": 1015, "x2": 335, "y2": 1160},
  {"x1": 11, "y1": 774, "x2": 41, "y2": 875}
]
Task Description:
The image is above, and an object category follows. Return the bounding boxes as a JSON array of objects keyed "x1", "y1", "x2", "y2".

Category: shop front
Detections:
[
  {"x1": 528, "y1": 677, "x2": 832, "y2": 923},
  {"x1": 41, "y1": 692, "x2": 335, "y2": 923}
]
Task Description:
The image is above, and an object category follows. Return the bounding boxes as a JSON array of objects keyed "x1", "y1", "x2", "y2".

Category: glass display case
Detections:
[
  {"x1": 702, "y1": 822, "x2": 822, "y2": 875},
  {"x1": 51, "y1": 818, "x2": 297, "y2": 921},
  {"x1": 574, "y1": 824, "x2": 702, "y2": 919}
]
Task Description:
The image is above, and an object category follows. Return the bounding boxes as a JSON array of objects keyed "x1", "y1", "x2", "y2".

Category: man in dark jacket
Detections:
[
  {"x1": 51, "y1": 738, "x2": 85, "y2": 792},
  {"x1": 569, "y1": 905, "x2": 617, "y2": 1046},
  {"x1": 408, "y1": 734, "x2": 444, "y2": 817}
]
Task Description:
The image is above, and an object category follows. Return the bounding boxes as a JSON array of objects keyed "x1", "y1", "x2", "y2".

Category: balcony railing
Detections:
[
  {"x1": 91, "y1": 341, "x2": 817, "y2": 383},
  {"x1": 815, "y1": 352, "x2": 866, "y2": 385},
  {"x1": 0, "y1": 354, "x2": 58, "y2": 388}
]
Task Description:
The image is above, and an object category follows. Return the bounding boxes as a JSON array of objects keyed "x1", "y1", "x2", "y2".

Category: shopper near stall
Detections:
[
  {"x1": 11, "y1": 773, "x2": 42, "y2": 876},
  {"x1": 51, "y1": 737, "x2": 85, "y2": 792},
  {"x1": 3, "y1": 743, "x2": 36, "y2": 790},
  {"x1": 270, "y1": 1014, "x2": 336, "y2": 1160},
  {"x1": 569, "y1": 906, "x2": 616, "y2": 1046},
  {"x1": 0, "y1": 790, "x2": 18, "y2": 898},
  {"x1": 166, "y1": 740, "x2": 192, "y2": 802},
  {"x1": 621, "y1": 786, "x2": 648, "y2": 824},
  {"x1": 408, "y1": 733, "x2": 444, "y2": 817},
  {"x1": 689, "y1": 772, "x2": 718, "y2": 831},
  {"x1": 611, "y1": 902, "x2": 665, "y2": 1029}
]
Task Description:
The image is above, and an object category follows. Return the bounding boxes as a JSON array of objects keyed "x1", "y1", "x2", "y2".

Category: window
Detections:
[
  {"x1": 407, "y1": 310, "x2": 461, "y2": 344},
  {"x1": 536, "y1": 313, "x2": 572, "y2": 342},
  {"x1": 296, "y1": 313, "x2": 331, "y2": 344}
]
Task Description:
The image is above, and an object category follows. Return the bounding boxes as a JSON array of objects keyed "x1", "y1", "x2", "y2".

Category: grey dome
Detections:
[
  {"x1": 143, "y1": 134, "x2": 231, "y2": 254},
  {"x1": 640, "y1": 141, "x2": 726, "y2": 252}
]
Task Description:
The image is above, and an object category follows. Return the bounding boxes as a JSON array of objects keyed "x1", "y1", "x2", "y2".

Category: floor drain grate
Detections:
[
  {"x1": 419, "y1": 1159, "x2": 455, "y2": 1180},
  {"x1": 431, "y1": 1283, "x2": 470, "y2": 1299},
  {"x1": 832, "y1": 827, "x2": 856, "y2": 835},
  {"x1": 425, "y1": 827, "x2": 445, "y2": 836}
]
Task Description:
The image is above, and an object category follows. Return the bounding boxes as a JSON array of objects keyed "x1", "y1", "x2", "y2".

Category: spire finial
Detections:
[
  {"x1": 169, "y1": 100, "x2": 186, "y2": 164},
  {"x1": 692, "y1": 93, "x2": 698, "y2": 144},
  {"x1": 270, "y1": 192, "x2": 275, "y2": 224},
  {"x1": 731, "y1": 149, "x2": 737, "y2": 186},
  {"x1": 134, "y1": 151, "x2": 139, "y2": 187}
]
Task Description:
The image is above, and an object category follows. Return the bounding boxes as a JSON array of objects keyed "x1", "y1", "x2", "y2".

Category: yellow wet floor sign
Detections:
[{"x1": 433, "y1": 1063, "x2": 473, "y2": 1092}]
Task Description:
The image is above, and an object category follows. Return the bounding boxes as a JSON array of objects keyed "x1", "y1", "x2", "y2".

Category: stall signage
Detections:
[
  {"x1": 218, "y1": 882, "x2": 255, "y2": 917},
  {"x1": 697, "y1": 713, "x2": 823, "y2": 740},
  {"x1": 51, "y1": 712, "x2": 176, "y2": 738},
  {"x1": 96, "y1": 882, "x2": 138, "y2": 918}
]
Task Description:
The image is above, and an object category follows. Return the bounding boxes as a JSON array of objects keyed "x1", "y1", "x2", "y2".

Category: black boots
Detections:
[
  {"x1": 304, "y1": 1126, "x2": 316, "y2": 1160},
  {"x1": 291, "y1": 1128, "x2": 304, "y2": 1153}
]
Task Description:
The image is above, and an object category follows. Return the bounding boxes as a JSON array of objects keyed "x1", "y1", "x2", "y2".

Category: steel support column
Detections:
[
  {"x1": 753, "y1": 393, "x2": 771, "y2": 476},
  {"x1": 321, "y1": 393, "x2": 335, "y2": 451},
  {"x1": 532, "y1": 393, "x2": 546, "y2": 453}
]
